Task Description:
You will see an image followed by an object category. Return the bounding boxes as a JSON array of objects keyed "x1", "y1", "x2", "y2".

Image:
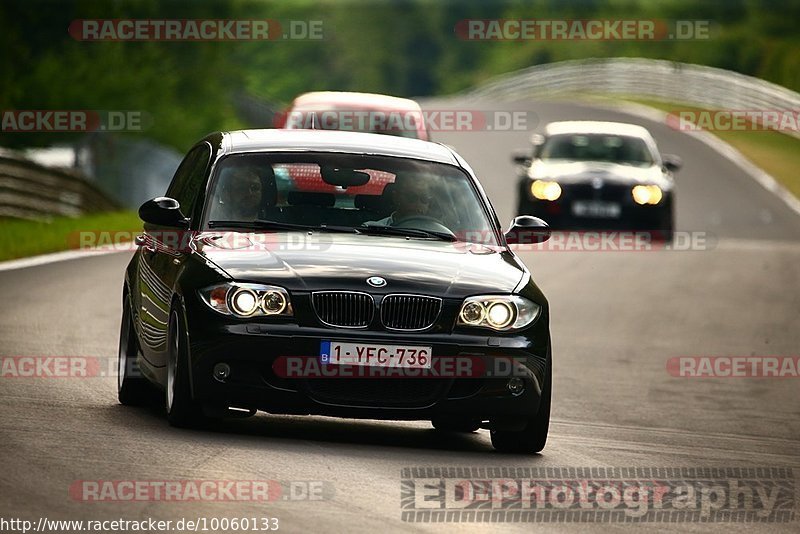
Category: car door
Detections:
[{"x1": 136, "y1": 143, "x2": 211, "y2": 368}]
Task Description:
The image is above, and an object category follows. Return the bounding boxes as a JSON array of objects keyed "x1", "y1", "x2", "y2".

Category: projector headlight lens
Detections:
[
  {"x1": 632, "y1": 185, "x2": 663, "y2": 205},
  {"x1": 531, "y1": 180, "x2": 562, "y2": 201},
  {"x1": 457, "y1": 295, "x2": 541, "y2": 331},
  {"x1": 199, "y1": 283, "x2": 293, "y2": 318},
  {"x1": 261, "y1": 290, "x2": 287, "y2": 315},
  {"x1": 486, "y1": 301, "x2": 514, "y2": 329},
  {"x1": 459, "y1": 301, "x2": 485, "y2": 325},
  {"x1": 231, "y1": 288, "x2": 258, "y2": 316}
]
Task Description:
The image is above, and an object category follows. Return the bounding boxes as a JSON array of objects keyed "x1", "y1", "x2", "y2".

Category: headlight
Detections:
[
  {"x1": 199, "y1": 283, "x2": 293, "y2": 318},
  {"x1": 457, "y1": 295, "x2": 541, "y2": 331},
  {"x1": 631, "y1": 185, "x2": 663, "y2": 205},
  {"x1": 530, "y1": 180, "x2": 562, "y2": 201}
]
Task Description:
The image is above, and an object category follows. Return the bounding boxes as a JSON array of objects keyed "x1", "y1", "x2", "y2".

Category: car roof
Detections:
[
  {"x1": 544, "y1": 121, "x2": 653, "y2": 139},
  {"x1": 290, "y1": 91, "x2": 422, "y2": 111},
  {"x1": 218, "y1": 129, "x2": 458, "y2": 164}
]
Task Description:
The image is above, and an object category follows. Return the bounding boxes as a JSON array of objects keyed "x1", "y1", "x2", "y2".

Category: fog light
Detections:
[
  {"x1": 507, "y1": 377, "x2": 524, "y2": 396},
  {"x1": 213, "y1": 363, "x2": 231, "y2": 382}
]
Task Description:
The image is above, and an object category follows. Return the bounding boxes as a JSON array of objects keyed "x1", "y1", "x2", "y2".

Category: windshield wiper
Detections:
[
  {"x1": 358, "y1": 225, "x2": 457, "y2": 242},
  {"x1": 207, "y1": 220, "x2": 357, "y2": 233}
]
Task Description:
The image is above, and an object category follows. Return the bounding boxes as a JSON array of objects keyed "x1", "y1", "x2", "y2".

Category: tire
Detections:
[
  {"x1": 166, "y1": 307, "x2": 204, "y2": 427},
  {"x1": 431, "y1": 417, "x2": 481, "y2": 433},
  {"x1": 490, "y1": 360, "x2": 551, "y2": 454},
  {"x1": 118, "y1": 294, "x2": 152, "y2": 406}
]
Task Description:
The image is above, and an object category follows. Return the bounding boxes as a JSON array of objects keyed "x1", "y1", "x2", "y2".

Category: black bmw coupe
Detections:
[{"x1": 118, "y1": 129, "x2": 553, "y2": 453}]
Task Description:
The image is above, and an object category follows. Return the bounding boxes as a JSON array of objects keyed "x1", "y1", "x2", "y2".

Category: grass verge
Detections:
[{"x1": 0, "y1": 211, "x2": 142, "y2": 262}]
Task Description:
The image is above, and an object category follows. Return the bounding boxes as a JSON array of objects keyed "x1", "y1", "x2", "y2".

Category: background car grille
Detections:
[
  {"x1": 381, "y1": 294, "x2": 442, "y2": 330},
  {"x1": 312, "y1": 292, "x2": 374, "y2": 328}
]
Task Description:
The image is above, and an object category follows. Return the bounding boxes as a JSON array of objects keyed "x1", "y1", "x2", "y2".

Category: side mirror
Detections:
[
  {"x1": 662, "y1": 154, "x2": 682, "y2": 173},
  {"x1": 505, "y1": 215, "x2": 550, "y2": 245},
  {"x1": 138, "y1": 197, "x2": 189, "y2": 228},
  {"x1": 512, "y1": 148, "x2": 532, "y2": 166}
]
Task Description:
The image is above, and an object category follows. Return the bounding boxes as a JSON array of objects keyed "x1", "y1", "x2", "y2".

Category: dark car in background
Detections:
[
  {"x1": 513, "y1": 121, "x2": 681, "y2": 238},
  {"x1": 118, "y1": 129, "x2": 554, "y2": 453}
]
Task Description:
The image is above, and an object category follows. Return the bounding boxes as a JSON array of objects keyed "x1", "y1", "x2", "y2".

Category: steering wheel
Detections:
[{"x1": 393, "y1": 215, "x2": 456, "y2": 238}]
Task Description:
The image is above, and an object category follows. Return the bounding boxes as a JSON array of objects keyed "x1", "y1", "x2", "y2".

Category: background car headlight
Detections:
[
  {"x1": 199, "y1": 283, "x2": 293, "y2": 318},
  {"x1": 631, "y1": 184, "x2": 663, "y2": 205},
  {"x1": 457, "y1": 295, "x2": 541, "y2": 331},
  {"x1": 531, "y1": 180, "x2": 562, "y2": 201}
]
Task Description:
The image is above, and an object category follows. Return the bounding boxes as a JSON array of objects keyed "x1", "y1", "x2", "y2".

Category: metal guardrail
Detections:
[
  {"x1": 0, "y1": 154, "x2": 119, "y2": 219},
  {"x1": 463, "y1": 58, "x2": 800, "y2": 138}
]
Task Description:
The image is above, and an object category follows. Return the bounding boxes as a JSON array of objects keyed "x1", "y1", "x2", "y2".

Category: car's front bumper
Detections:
[{"x1": 184, "y1": 301, "x2": 550, "y2": 423}]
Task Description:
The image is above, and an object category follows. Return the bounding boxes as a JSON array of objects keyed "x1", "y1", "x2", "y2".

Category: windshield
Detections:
[
  {"x1": 203, "y1": 152, "x2": 498, "y2": 245},
  {"x1": 539, "y1": 133, "x2": 654, "y2": 166}
]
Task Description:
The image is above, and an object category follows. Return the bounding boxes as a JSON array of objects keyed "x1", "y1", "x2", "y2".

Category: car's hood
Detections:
[
  {"x1": 529, "y1": 160, "x2": 671, "y2": 187},
  {"x1": 193, "y1": 232, "x2": 525, "y2": 298}
]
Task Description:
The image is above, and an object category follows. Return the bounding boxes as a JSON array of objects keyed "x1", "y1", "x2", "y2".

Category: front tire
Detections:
[
  {"x1": 490, "y1": 361, "x2": 551, "y2": 454},
  {"x1": 166, "y1": 307, "x2": 204, "y2": 427},
  {"x1": 118, "y1": 293, "x2": 151, "y2": 405}
]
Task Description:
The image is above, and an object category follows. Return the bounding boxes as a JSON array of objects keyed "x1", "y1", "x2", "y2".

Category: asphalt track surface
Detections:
[{"x1": 1, "y1": 99, "x2": 798, "y2": 533}]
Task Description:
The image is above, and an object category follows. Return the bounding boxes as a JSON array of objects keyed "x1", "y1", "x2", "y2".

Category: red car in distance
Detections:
[{"x1": 276, "y1": 91, "x2": 429, "y2": 195}]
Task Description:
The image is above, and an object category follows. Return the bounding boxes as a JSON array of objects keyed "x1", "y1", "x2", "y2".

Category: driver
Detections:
[
  {"x1": 211, "y1": 167, "x2": 262, "y2": 221},
  {"x1": 369, "y1": 174, "x2": 433, "y2": 226}
]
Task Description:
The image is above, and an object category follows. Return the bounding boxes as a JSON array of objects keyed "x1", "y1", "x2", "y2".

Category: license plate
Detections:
[
  {"x1": 571, "y1": 200, "x2": 621, "y2": 218},
  {"x1": 320, "y1": 340, "x2": 432, "y2": 369}
]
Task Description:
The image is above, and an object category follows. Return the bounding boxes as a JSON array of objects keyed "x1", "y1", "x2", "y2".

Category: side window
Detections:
[{"x1": 166, "y1": 144, "x2": 211, "y2": 218}]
